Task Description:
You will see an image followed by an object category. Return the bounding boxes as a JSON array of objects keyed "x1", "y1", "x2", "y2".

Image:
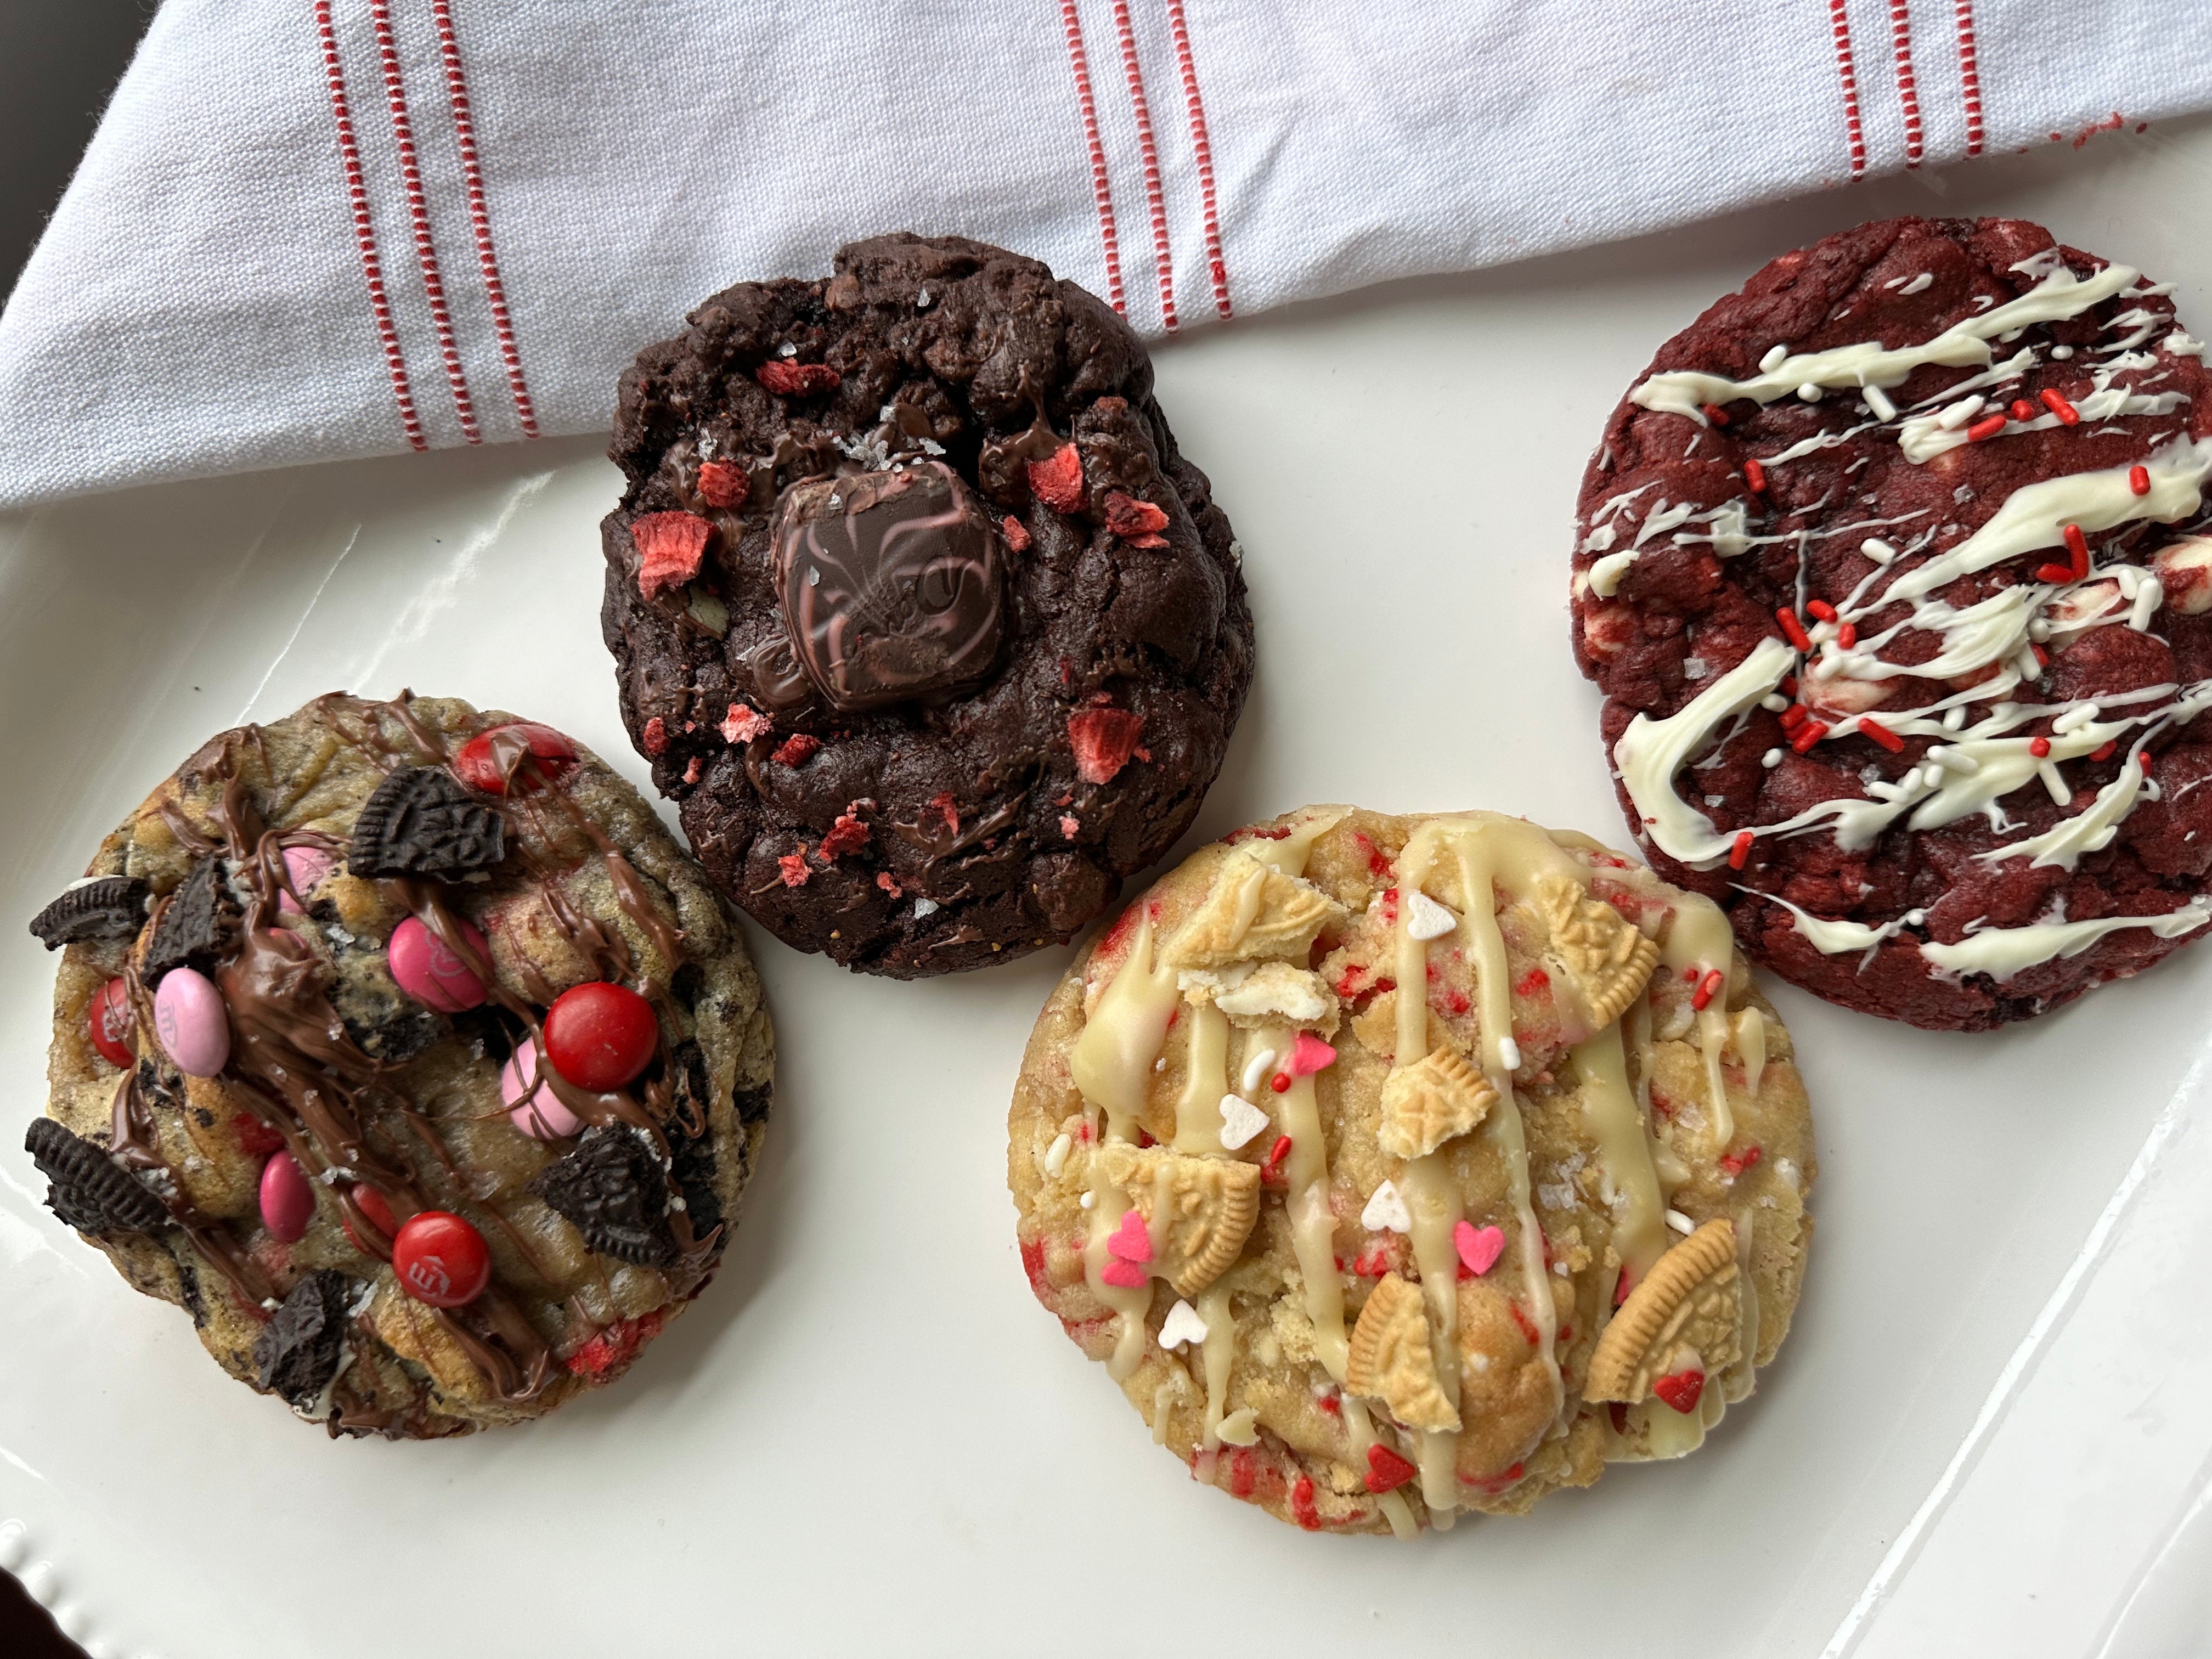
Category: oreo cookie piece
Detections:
[
  {"x1": 29, "y1": 875, "x2": 149, "y2": 949},
  {"x1": 530, "y1": 1126, "x2": 678, "y2": 1267},
  {"x1": 142, "y1": 855, "x2": 240, "y2": 977},
  {"x1": 348, "y1": 766, "x2": 505, "y2": 878},
  {"x1": 600, "y1": 233, "x2": 1254, "y2": 978},
  {"x1": 253, "y1": 1269, "x2": 355, "y2": 1409},
  {"x1": 24, "y1": 1118, "x2": 169, "y2": 1235}
]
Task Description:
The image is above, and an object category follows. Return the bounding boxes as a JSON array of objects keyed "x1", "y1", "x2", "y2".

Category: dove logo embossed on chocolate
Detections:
[{"x1": 770, "y1": 461, "x2": 1007, "y2": 712}]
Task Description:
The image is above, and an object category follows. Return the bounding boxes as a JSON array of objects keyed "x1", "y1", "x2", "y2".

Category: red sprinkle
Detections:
[
  {"x1": 1691, "y1": 968, "x2": 1724, "y2": 1011},
  {"x1": 2064, "y1": 522, "x2": 2091, "y2": 577},
  {"x1": 695, "y1": 459, "x2": 749, "y2": 510},
  {"x1": 772, "y1": 732, "x2": 822, "y2": 767},
  {"x1": 1966, "y1": 414, "x2": 2008, "y2": 442},
  {"x1": 2036, "y1": 562, "x2": 2076, "y2": 584},
  {"x1": 1776, "y1": 608, "x2": 1811, "y2": 651},
  {"x1": 1068, "y1": 708, "x2": 1146, "y2": 785},
  {"x1": 1653, "y1": 1367, "x2": 1707, "y2": 1414},
  {"x1": 1701, "y1": 402, "x2": 1731, "y2": 427},
  {"x1": 1364, "y1": 1444, "x2": 1419, "y2": 1494},
  {"x1": 2092, "y1": 740, "x2": 2119, "y2": 762},
  {"x1": 1728, "y1": 831, "x2": 1753, "y2": 870},
  {"x1": 1508, "y1": 1302, "x2": 1540, "y2": 1345},
  {"x1": 1718, "y1": 1144, "x2": 1764, "y2": 1178},
  {"x1": 1778, "y1": 703, "x2": 1807, "y2": 731},
  {"x1": 629, "y1": 511, "x2": 712, "y2": 600},
  {"x1": 1262, "y1": 1136, "x2": 1293, "y2": 1180},
  {"x1": 1743, "y1": 457, "x2": 1767, "y2": 494},
  {"x1": 2010, "y1": 399, "x2": 2037, "y2": 422},
  {"x1": 1836, "y1": 621, "x2": 1858, "y2": 648},
  {"x1": 2141, "y1": 750, "x2": 2157, "y2": 773},
  {"x1": 2131, "y1": 465, "x2": 2152, "y2": 497},
  {"x1": 1857, "y1": 716, "x2": 1904, "y2": 753},
  {"x1": 1805, "y1": 599, "x2": 1837, "y2": 622},
  {"x1": 1269, "y1": 1073, "x2": 1291, "y2": 1094},
  {"x1": 1290, "y1": 1475, "x2": 1323, "y2": 1531},
  {"x1": 1001, "y1": 515, "x2": 1032, "y2": 553},
  {"x1": 1025, "y1": 442, "x2": 1086, "y2": 513},
  {"x1": 1791, "y1": 719, "x2": 1830, "y2": 753},
  {"x1": 755, "y1": 359, "x2": 840, "y2": 397},
  {"x1": 2030, "y1": 736, "x2": 2053, "y2": 758},
  {"x1": 2041, "y1": 387, "x2": 2080, "y2": 425}
]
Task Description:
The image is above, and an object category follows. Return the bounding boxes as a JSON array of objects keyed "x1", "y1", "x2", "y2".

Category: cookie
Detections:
[
  {"x1": 1572, "y1": 215, "x2": 2212, "y2": 1029},
  {"x1": 1007, "y1": 805, "x2": 1815, "y2": 1534},
  {"x1": 600, "y1": 232, "x2": 1254, "y2": 977},
  {"x1": 26, "y1": 693, "x2": 773, "y2": 1438}
]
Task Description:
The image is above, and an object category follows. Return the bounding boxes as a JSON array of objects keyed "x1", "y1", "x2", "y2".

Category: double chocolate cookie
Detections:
[
  {"x1": 1009, "y1": 806, "x2": 1814, "y2": 1533},
  {"x1": 27, "y1": 694, "x2": 772, "y2": 1437},
  {"x1": 601, "y1": 233, "x2": 1254, "y2": 977},
  {"x1": 1572, "y1": 216, "x2": 2212, "y2": 1030}
]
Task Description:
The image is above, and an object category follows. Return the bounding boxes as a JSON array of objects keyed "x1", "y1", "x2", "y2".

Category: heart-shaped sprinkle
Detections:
[
  {"x1": 1106, "y1": 1206, "x2": 1152, "y2": 1262},
  {"x1": 1405, "y1": 890, "x2": 1457, "y2": 940},
  {"x1": 1099, "y1": 1256, "x2": 1149, "y2": 1289},
  {"x1": 1454, "y1": 1220, "x2": 1505, "y2": 1277},
  {"x1": 1364, "y1": 1443, "x2": 1419, "y2": 1493},
  {"x1": 1289, "y1": 1031, "x2": 1338, "y2": 1076},
  {"x1": 1653, "y1": 1367, "x2": 1706, "y2": 1414},
  {"x1": 1218, "y1": 1093, "x2": 1269, "y2": 1151},
  {"x1": 1361, "y1": 1180, "x2": 1412, "y2": 1234},
  {"x1": 1158, "y1": 1299, "x2": 1209, "y2": 1350}
]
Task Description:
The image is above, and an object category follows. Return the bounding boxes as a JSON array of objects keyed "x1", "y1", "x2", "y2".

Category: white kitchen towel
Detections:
[{"x1": 2, "y1": 0, "x2": 2208, "y2": 510}]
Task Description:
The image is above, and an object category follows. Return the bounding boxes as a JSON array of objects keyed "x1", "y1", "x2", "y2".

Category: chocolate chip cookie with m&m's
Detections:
[
  {"x1": 600, "y1": 232, "x2": 1253, "y2": 977},
  {"x1": 1008, "y1": 805, "x2": 1815, "y2": 1534},
  {"x1": 26, "y1": 693, "x2": 772, "y2": 1437},
  {"x1": 1574, "y1": 216, "x2": 2212, "y2": 1029}
]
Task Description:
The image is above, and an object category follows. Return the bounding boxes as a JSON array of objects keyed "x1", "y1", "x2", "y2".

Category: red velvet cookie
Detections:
[{"x1": 1572, "y1": 216, "x2": 2212, "y2": 1030}]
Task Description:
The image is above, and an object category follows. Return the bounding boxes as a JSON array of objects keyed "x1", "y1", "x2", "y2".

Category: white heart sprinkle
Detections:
[
  {"x1": 1362, "y1": 1179, "x2": 1412, "y2": 1234},
  {"x1": 1158, "y1": 1299, "x2": 1209, "y2": 1350},
  {"x1": 1405, "y1": 890, "x2": 1457, "y2": 940},
  {"x1": 1218, "y1": 1093, "x2": 1269, "y2": 1151}
]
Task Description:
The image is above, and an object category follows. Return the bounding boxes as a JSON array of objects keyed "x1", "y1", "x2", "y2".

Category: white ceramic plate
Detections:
[{"x1": 6, "y1": 120, "x2": 2212, "y2": 1659}]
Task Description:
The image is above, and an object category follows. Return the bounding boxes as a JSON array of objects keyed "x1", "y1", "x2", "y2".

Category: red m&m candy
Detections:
[
  {"x1": 392, "y1": 1210, "x2": 492, "y2": 1307},
  {"x1": 342, "y1": 1182, "x2": 397, "y2": 1253},
  {"x1": 89, "y1": 977, "x2": 134, "y2": 1068},
  {"x1": 453, "y1": 723, "x2": 577, "y2": 797},
  {"x1": 543, "y1": 981, "x2": 658, "y2": 1092}
]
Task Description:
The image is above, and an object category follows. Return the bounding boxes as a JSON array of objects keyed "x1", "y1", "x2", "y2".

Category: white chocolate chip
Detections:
[
  {"x1": 1218, "y1": 1094, "x2": 1270, "y2": 1151},
  {"x1": 1404, "y1": 890, "x2": 1457, "y2": 940},
  {"x1": 1158, "y1": 1299, "x2": 1209, "y2": 1350},
  {"x1": 1043, "y1": 1133, "x2": 1072, "y2": 1177},
  {"x1": 1215, "y1": 1407, "x2": 1260, "y2": 1446},
  {"x1": 1361, "y1": 1180, "x2": 1413, "y2": 1234}
]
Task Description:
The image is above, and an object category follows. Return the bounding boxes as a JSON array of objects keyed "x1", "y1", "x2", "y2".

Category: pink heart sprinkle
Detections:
[
  {"x1": 1106, "y1": 1207, "x2": 1152, "y2": 1262},
  {"x1": 1455, "y1": 1221, "x2": 1505, "y2": 1278},
  {"x1": 1289, "y1": 1031, "x2": 1338, "y2": 1077},
  {"x1": 1099, "y1": 1256, "x2": 1149, "y2": 1288}
]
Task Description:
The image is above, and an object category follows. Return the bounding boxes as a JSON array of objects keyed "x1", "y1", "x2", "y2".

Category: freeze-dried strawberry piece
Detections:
[
  {"x1": 1652, "y1": 1368, "x2": 1706, "y2": 1414},
  {"x1": 696, "y1": 459, "x2": 749, "y2": 509},
  {"x1": 772, "y1": 732, "x2": 822, "y2": 767},
  {"x1": 1059, "y1": 814, "x2": 1080, "y2": 840},
  {"x1": 641, "y1": 716, "x2": 669, "y2": 757},
  {"x1": 1001, "y1": 515, "x2": 1032, "y2": 552},
  {"x1": 630, "y1": 511, "x2": 710, "y2": 600},
  {"x1": 1068, "y1": 708, "x2": 1145, "y2": 785},
  {"x1": 1364, "y1": 1443, "x2": 1418, "y2": 1494},
  {"x1": 777, "y1": 852, "x2": 811, "y2": 888},
  {"x1": 1103, "y1": 490, "x2": 1169, "y2": 548},
  {"x1": 682, "y1": 757, "x2": 702, "y2": 785},
  {"x1": 720, "y1": 702, "x2": 771, "y2": 744},
  {"x1": 819, "y1": 809, "x2": 871, "y2": 861},
  {"x1": 755, "y1": 360, "x2": 841, "y2": 397},
  {"x1": 924, "y1": 791, "x2": 960, "y2": 834},
  {"x1": 875, "y1": 870, "x2": 904, "y2": 899},
  {"x1": 1026, "y1": 442, "x2": 1086, "y2": 512}
]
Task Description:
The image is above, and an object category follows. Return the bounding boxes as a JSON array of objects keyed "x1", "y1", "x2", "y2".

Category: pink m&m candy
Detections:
[
  {"x1": 259, "y1": 1151, "x2": 316, "y2": 1243},
  {"x1": 279, "y1": 845, "x2": 334, "y2": 915},
  {"x1": 387, "y1": 915, "x2": 490, "y2": 1013},
  {"x1": 153, "y1": 967, "x2": 229, "y2": 1077},
  {"x1": 502, "y1": 1042, "x2": 582, "y2": 1139}
]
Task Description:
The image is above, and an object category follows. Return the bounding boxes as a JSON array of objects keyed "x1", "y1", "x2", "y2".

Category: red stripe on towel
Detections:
[
  {"x1": 1110, "y1": 0, "x2": 1179, "y2": 332},
  {"x1": 431, "y1": 0, "x2": 540, "y2": 437},
  {"x1": 1889, "y1": 0, "x2": 1924, "y2": 167},
  {"x1": 1829, "y1": 0, "x2": 1867, "y2": 179},
  {"x1": 1163, "y1": 0, "x2": 1231, "y2": 319},
  {"x1": 370, "y1": 0, "x2": 480, "y2": 442},
  {"x1": 313, "y1": 0, "x2": 425, "y2": 449},
  {"x1": 1955, "y1": 0, "x2": 1985, "y2": 156},
  {"x1": 1058, "y1": 1, "x2": 1127, "y2": 318}
]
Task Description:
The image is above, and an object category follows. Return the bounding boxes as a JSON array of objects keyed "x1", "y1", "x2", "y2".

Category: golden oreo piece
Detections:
[
  {"x1": 1096, "y1": 1142, "x2": 1262, "y2": 1297},
  {"x1": 1163, "y1": 848, "x2": 1345, "y2": 970},
  {"x1": 1530, "y1": 873, "x2": 1661, "y2": 1031},
  {"x1": 1346, "y1": 1273, "x2": 1461, "y2": 1432},
  {"x1": 1584, "y1": 1220, "x2": 1743, "y2": 1404},
  {"x1": 1376, "y1": 1046, "x2": 1498, "y2": 1160}
]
